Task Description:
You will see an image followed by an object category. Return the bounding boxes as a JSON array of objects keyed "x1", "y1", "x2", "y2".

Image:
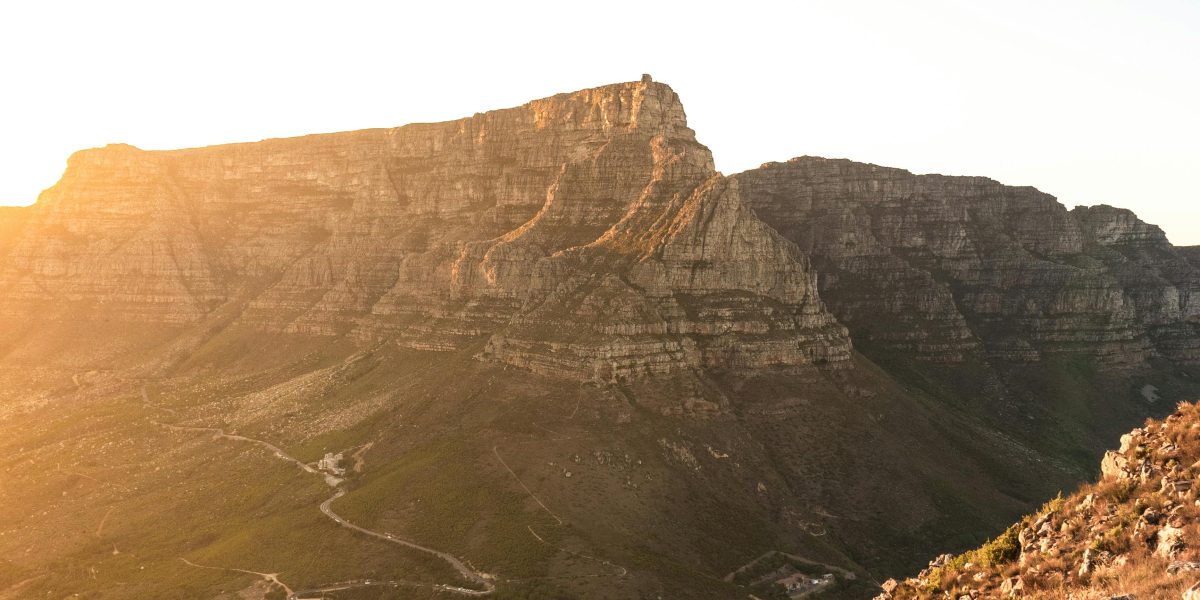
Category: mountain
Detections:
[
  {"x1": 732, "y1": 158, "x2": 1200, "y2": 475},
  {"x1": 1, "y1": 77, "x2": 1198, "y2": 600},
  {"x1": 0, "y1": 76, "x2": 847, "y2": 376},
  {"x1": 879, "y1": 402, "x2": 1200, "y2": 600}
]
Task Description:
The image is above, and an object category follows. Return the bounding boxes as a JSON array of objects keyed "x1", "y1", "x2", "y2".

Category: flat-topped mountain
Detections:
[
  {"x1": 0, "y1": 77, "x2": 848, "y2": 380},
  {"x1": 1, "y1": 78, "x2": 1198, "y2": 600}
]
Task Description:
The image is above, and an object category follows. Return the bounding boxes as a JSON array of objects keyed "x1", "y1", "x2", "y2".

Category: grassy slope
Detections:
[
  {"x1": 1, "y1": 313, "x2": 1188, "y2": 599},
  {"x1": 888, "y1": 402, "x2": 1200, "y2": 600}
]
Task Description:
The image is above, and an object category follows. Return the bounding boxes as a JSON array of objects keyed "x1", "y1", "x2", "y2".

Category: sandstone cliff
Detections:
[
  {"x1": 733, "y1": 157, "x2": 1200, "y2": 370},
  {"x1": 0, "y1": 78, "x2": 850, "y2": 379}
]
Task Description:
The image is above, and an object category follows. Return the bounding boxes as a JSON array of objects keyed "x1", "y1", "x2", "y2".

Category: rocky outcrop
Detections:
[
  {"x1": 880, "y1": 401, "x2": 1200, "y2": 600},
  {"x1": 0, "y1": 77, "x2": 850, "y2": 378},
  {"x1": 733, "y1": 157, "x2": 1200, "y2": 369}
]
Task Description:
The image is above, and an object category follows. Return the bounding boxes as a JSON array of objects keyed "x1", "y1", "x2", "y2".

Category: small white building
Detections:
[{"x1": 318, "y1": 452, "x2": 345, "y2": 475}]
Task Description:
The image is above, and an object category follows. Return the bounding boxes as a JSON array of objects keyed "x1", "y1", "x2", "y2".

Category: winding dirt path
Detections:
[
  {"x1": 525, "y1": 525, "x2": 627, "y2": 578},
  {"x1": 179, "y1": 558, "x2": 293, "y2": 597},
  {"x1": 492, "y1": 413, "x2": 628, "y2": 580},
  {"x1": 493, "y1": 445, "x2": 563, "y2": 526},
  {"x1": 146, "y1": 388, "x2": 493, "y2": 598},
  {"x1": 349, "y1": 442, "x2": 373, "y2": 473},
  {"x1": 287, "y1": 578, "x2": 485, "y2": 598},
  {"x1": 95, "y1": 506, "x2": 115, "y2": 538},
  {"x1": 152, "y1": 421, "x2": 319, "y2": 477},
  {"x1": 318, "y1": 489, "x2": 491, "y2": 594}
]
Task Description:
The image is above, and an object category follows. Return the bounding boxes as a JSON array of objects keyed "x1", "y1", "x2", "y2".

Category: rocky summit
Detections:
[{"x1": 1, "y1": 78, "x2": 1199, "y2": 600}]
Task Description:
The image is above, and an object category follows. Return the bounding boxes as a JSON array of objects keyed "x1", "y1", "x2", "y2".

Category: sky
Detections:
[{"x1": 1, "y1": 1, "x2": 1197, "y2": 244}]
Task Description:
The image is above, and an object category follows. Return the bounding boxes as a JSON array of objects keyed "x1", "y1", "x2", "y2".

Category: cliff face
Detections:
[
  {"x1": 733, "y1": 157, "x2": 1200, "y2": 370},
  {"x1": 0, "y1": 79, "x2": 849, "y2": 378}
]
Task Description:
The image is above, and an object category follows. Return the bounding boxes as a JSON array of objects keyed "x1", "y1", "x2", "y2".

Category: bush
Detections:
[
  {"x1": 1100, "y1": 480, "x2": 1138, "y2": 506},
  {"x1": 922, "y1": 524, "x2": 1022, "y2": 591},
  {"x1": 1090, "y1": 523, "x2": 1130, "y2": 555},
  {"x1": 972, "y1": 525, "x2": 1021, "y2": 568}
]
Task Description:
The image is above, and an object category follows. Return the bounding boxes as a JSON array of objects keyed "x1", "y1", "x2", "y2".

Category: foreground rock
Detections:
[{"x1": 879, "y1": 401, "x2": 1200, "y2": 599}]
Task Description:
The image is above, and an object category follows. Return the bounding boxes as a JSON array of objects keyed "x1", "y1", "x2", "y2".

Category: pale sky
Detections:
[{"x1": 2, "y1": 1, "x2": 1197, "y2": 244}]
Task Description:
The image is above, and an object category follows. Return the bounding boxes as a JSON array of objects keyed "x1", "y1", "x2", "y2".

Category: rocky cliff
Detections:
[
  {"x1": 0, "y1": 77, "x2": 849, "y2": 378},
  {"x1": 6, "y1": 87, "x2": 1196, "y2": 383},
  {"x1": 733, "y1": 157, "x2": 1200, "y2": 370}
]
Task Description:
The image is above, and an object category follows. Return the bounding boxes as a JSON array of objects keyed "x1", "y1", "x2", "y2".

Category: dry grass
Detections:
[{"x1": 891, "y1": 401, "x2": 1200, "y2": 600}]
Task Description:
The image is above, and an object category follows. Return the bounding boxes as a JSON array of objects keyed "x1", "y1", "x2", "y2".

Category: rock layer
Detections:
[
  {"x1": 733, "y1": 157, "x2": 1200, "y2": 369},
  {"x1": 4, "y1": 83, "x2": 1198, "y2": 381},
  {"x1": 0, "y1": 79, "x2": 850, "y2": 379}
]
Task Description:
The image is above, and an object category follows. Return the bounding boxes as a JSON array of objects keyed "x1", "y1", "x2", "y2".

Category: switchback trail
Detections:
[
  {"x1": 492, "y1": 409, "x2": 628, "y2": 580},
  {"x1": 179, "y1": 558, "x2": 293, "y2": 597},
  {"x1": 318, "y1": 489, "x2": 492, "y2": 595},
  {"x1": 146, "y1": 388, "x2": 493, "y2": 598}
]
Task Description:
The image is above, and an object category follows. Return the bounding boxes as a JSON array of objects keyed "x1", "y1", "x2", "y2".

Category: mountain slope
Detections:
[
  {"x1": 1, "y1": 79, "x2": 1199, "y2": 600},
  {"x1": 734, "y1": 157, "x2": 1200, "y2": 475},
  {"x1": 879, "y1": 401, "x2": 1200, "y2": 600}
]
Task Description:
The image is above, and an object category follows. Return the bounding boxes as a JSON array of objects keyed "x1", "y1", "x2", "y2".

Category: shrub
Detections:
[
  {"x1": 922, "y1": 524, "x2": 1022, "y2": 589},
  {"x1": 1101, "y1": 480, "x2": 1138, "y2": 506},
  {"x1": 972, "y1": 525, "x2": 1022, "y2": 569},
  {"x1": 1090, "y1": 523, "x2": 1129, "y2": 554},
  {"x1": 1038, "y1": 492, "x2": 1065, "y2": 517}
]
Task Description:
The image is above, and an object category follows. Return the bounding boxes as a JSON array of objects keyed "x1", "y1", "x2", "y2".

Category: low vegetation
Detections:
[{"x1": 882, "y1": 401, "x2": 1200, "y2": 600}]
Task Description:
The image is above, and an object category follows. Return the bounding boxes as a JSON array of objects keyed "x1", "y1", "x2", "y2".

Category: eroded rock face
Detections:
[
  {"x1": 486, "y1": 175, "x2": 851, "y2": 379},
  {"x1": 6, "y1": 82, "x2": 1196, "y2": 380},
  {"x1": 0, "y1": 79, "x2": 850, "y2": 378},
  {"x1": 733, "y1": 157, "x2": 1200, "y2": 369}
]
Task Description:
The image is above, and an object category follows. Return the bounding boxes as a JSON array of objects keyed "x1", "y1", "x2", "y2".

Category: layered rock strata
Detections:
[
  {"x1": 0, "y1": 78, "x2": 850, "y2": 378},
  {"x1": 733, "y1": 157, "x2": 1200, "y2": 368}
]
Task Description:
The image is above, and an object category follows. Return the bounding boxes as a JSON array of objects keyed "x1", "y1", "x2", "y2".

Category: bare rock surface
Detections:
[
  {"x1": 733, "y1": 157, "x2": 1200, "y2": 368},
  {"x1": 0, "y1": 80, "x2": 850, "y2": 378}
]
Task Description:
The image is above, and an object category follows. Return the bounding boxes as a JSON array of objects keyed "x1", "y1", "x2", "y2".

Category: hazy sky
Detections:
[{"x1": 2, "y1": 1, "x2": 1197, "y2": 244}]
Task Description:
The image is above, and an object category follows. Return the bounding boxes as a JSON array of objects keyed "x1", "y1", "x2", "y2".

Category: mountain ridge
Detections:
[
  {"x1": 1, "y1": 77, "x2": 1199, "y2": 600},
  {"x1": 0, "y1": 78, "x2": 852, "y2": 381}
]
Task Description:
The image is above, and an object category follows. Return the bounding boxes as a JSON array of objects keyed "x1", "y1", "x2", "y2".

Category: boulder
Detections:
[
  {"x1": 1158, "y1": 526, "x2": 1187, "y2": 559},
  {"x1": 1169, "y1": 562, "x2": 1200, "y2": 575},
  {"x1": 1102, "y1": 451, "x2": 1130, "y2": 479},
  {"x1": 1184, "y1": 581, "x2": 1200, "y2": 600},
  {"x1": 999, "y1": 577, "x2": 1023, "y2": 597}
]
